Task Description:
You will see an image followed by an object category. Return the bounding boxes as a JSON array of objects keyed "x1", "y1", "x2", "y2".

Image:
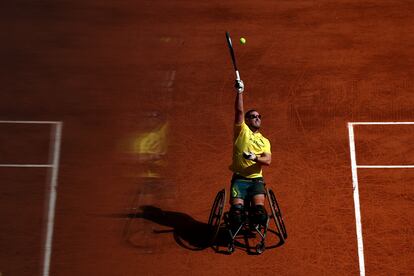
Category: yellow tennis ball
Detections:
[{"x1": 240, "y1": 37, "x2": 246, "y2": 44}]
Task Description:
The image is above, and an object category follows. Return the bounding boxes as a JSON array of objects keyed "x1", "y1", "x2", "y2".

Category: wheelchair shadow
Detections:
[
  {"x1": 119, "y1": 205, "x2": 285, "y2": 254},
  {"x1": 123, "y1": 205, "x2": 216, "y2": 251}
]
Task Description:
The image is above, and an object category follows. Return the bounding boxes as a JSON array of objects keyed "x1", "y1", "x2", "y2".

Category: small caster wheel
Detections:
[
  {"x1": 256, "y1": 243, "x2": 265, "y2": 254},
  {"x1": 227, "y1": 244, "x2": 235, "y2": 254}
]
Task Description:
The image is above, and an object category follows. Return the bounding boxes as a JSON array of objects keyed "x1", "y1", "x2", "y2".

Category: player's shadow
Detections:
[
  {"x1": 119, "y1": 206, "x2": 285, "y2": 253},
  {"x1": 124, "y1": 205, "x2": 227, "y2": 251}
]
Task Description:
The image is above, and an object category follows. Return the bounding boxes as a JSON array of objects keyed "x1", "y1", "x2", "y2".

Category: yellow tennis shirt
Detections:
[
  {"x1": 134, "y1": 122, "x2": 169, "y2": 178},
  {"x1": 230, "y1": 121, "x2": 271, "y2": 178}
]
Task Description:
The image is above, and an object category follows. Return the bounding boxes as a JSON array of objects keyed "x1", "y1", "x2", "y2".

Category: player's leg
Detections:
[
  {"x1": 229, "y1": 201, "x2": 245, "y2": 226},
  {"x1": 229, "y1": 179, "x2": 247, "y2": 226},
  {"x1": 250, "y1": 181, "x2": 268, "y2": 225}
]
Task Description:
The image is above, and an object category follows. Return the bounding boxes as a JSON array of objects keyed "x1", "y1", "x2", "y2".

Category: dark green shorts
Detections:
[{"x1": 230, "y1": 174, "x2": 266, "y2": 200}]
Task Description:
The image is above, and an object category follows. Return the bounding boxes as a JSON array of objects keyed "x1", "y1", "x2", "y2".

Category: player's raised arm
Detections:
[{"x1": 234, "y1": 79, "x2": 244, "y2": 125}]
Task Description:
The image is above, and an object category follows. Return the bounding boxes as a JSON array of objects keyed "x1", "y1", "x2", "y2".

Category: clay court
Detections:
[{"x1": 1, "y1": 0, "x2": 414, "y2": 275}]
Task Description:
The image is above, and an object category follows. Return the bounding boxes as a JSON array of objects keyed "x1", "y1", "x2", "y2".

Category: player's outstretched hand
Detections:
[
  {"x1": 235, "y1": 79, "x2": 244, "y2": 93},
  {"x1": 243, "y1": 151, "x2": 257, "y2": 161}
]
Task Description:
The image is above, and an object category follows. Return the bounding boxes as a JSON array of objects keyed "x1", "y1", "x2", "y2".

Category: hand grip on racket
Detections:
[{"x1": 235, "y1": 79, "x2": 244, "y2": 93}]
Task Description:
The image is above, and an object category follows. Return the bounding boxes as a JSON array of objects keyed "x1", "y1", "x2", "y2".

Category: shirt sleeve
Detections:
[
  {"x1": 263, "y1": 138, "x2": 271, "y2": 154},
  {"x1": 234, "y1": 120, "x2": 246, "y2": 140}
]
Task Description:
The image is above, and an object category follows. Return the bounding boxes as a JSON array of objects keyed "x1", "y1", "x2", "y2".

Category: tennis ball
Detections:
[{"x1": 240, "y1": 37, "x2": 246, "y2": 44}]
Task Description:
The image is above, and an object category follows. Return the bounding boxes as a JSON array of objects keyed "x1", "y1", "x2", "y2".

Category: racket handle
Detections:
[{"x1": 235, "y1": 71, "x2": 241, "y2": 80}]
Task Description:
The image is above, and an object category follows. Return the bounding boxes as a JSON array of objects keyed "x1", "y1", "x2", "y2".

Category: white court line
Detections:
[
  {"x1": 348, "y1": 121, "x2": 414, "y2": 276},
  {"x1": 0, "y1": 120, "x2": 62, "y2": 276},
  {"x1": 0, "y1": 120, "x2": 61, "y2": 124},
  {"x1": 348, "y1": 123, "x2": 365, "y2": 276},
  {"x1": 350, "y1": 122, "x2": 414, "y2": 125},
  {"x1": 0, "y1": 164, "x2": 53, "y2": 168},
  {"x1": 357, "y1": 165, "x2": 414, "y2": 169},
  {"x1": 42, "y1": 122, "x2": 62, "y2": 276}
]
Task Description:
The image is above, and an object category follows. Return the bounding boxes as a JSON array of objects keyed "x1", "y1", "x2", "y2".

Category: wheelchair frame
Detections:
[{"x1": 207, "y1": 187, "x2": 287, "y2": 254}]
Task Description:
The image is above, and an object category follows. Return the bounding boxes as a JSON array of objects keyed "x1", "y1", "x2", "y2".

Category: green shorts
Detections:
[{"x1": 230, "y1": 174, "x2": 266, "y2": 201}]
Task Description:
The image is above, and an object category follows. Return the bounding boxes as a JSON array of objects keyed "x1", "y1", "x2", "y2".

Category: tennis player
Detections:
[{"x1": 228, "y1": 79, "x2": 272, "y2": 227}]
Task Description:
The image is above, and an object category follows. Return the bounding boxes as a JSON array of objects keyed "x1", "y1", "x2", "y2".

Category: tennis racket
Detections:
[{"x1": 225, "y1": 31, "x2": 241, "y2": 80}]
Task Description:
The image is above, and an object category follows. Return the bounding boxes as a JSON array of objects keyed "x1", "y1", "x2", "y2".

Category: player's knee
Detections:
[
  {"x1": 229, "y1": 204, "x2": 245, "y2": 225},
  {"x1": 252, "y1": 204, "x2": 267, "y2": 225}
]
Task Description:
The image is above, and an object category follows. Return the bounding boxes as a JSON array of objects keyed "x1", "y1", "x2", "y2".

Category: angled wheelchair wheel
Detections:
[
  {"x1": 208, "y1": 189, "x2": 226, "y2": 245},
  {"x1": 266, "y1": 188, "x2": 287, "y2": 241}
]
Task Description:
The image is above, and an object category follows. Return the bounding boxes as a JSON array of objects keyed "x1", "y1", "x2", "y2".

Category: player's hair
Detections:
[{"x1": 245, "y1": 109, "x2": 259, "y2": 118}]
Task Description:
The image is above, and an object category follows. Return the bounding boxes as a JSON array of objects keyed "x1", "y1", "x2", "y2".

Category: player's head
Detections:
[{"x1": 245, "y1": 109, "x2": 261, "y2": 131}]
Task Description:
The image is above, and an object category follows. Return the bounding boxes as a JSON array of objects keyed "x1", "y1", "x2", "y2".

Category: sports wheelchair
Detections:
[{"x1": 207, "y1": 187, "x2": 287, "y2": 254}]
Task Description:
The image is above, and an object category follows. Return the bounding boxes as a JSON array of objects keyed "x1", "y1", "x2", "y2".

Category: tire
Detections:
[
  {"x1": 208, "y1": 189, "x2": 226, "y2": 245},
  {"x1": 266, "y1": 188, "x2": 287, "y2": 241}
]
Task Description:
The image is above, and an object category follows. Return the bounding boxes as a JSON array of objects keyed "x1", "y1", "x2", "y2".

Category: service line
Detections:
[
  {"x1": 357, "y1": 165, "x2": 414, "y2": 169},
  {"x1": 0, "y1": 164, "x2": 53, "y2": 168},
  {"x1": 350, "y1": 122, "x2": 414, "y2": 126}
]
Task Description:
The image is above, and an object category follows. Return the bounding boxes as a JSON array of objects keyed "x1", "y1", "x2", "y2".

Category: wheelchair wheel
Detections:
[
  {"x1": 266, "y1": 188, "x2": 287, "y2": 241},
  {"x1": 208, "y1": 189, "x2": 226, "y2": 245}
]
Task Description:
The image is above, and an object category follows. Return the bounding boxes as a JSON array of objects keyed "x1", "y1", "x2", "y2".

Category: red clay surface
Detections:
[{"x1": 1, "y1": 0, "x2": 414, "y2": 275}]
